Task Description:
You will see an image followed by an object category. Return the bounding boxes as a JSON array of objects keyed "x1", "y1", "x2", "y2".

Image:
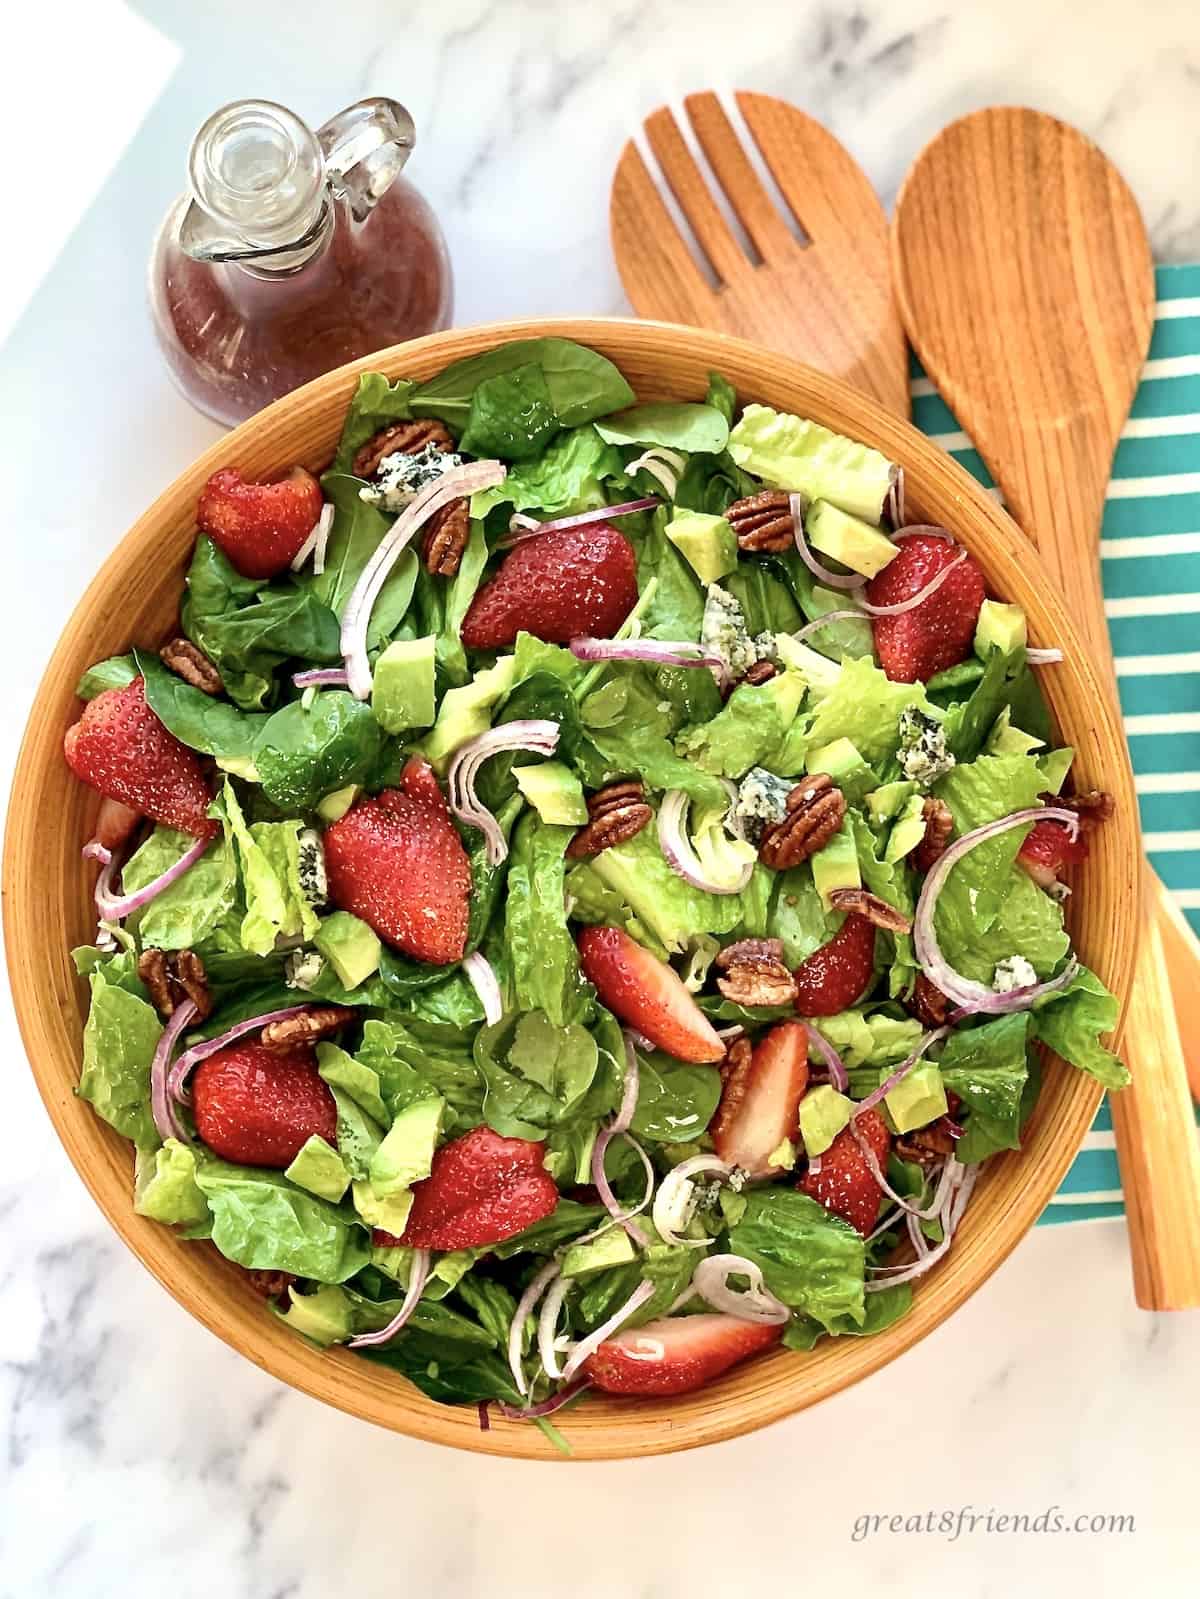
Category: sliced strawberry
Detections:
[
  {"x1": 196, "y1": 465, "x2": 323, "y2": 579},
  {"x1": 798, "y1": 1105, "x2": 890, "y2": 1236},
  {"x1": 323, "y1": 756, "x2": 470, "y2": 965},
  {"x1": 793, "y1": 914, "x2": 876, "y2": 1016},
  {"x1": 460, "y1": 524, "x2": 638, "y2": 650},
  {"x1": 584, "y1": 1313, "x2": 782, "y2": 1396},
  {"x1": 712, "y1": 1021, "x2": 810, "y2": 1178},
  {"x1": 866, "y1": 533, "x2": 986, "y2": 682},
  {"x1": 192, "y1": 1041, "x2": 336, "y2": 1168},
  {"x1": 1017, "y1": 818, "x2": 1088, "y2": 889},
  {"x1": 378, "y1": 1125, "x2": 558, "y2": 1250},
  {"x1": 64, "y1": 677, "x2": 216, "y2": 838},
  {"x1": 577, "y1": 926, "x2": 725, "y2": 1063}
]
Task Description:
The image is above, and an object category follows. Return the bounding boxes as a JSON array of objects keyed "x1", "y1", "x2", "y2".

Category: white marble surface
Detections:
[{"x1": 2, "y1": 0, "x2": 1200, "y2": 1592}]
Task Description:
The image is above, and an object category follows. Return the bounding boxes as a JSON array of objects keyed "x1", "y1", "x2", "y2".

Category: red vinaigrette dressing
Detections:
[{"x1": 149, "y1": 98, "x2": 452, "y2": 427}]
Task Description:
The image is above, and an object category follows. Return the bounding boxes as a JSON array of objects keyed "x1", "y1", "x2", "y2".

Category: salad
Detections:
[{"x1": 64, "y1": 337, "x2": 1128, "y2": 1441}]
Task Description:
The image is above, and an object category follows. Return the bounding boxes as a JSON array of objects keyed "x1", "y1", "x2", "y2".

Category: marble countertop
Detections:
[{"x1": 2, "y1": 0, "x2": 1198, "y2": 1592}]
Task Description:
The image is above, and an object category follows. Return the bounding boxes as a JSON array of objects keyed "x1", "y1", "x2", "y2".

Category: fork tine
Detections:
[
  {"x1": 642, "y1": 106, "x2": 748, "y2": 285},
  {"x1": 735, "y1": 91, "x2": 880, "y2": 247},
  {"x1": 683, "y1": 92, "x2": 798, "y2": 263},
  {"x1": 611, "y1": 140, "x2": 720, "y2": 323}
]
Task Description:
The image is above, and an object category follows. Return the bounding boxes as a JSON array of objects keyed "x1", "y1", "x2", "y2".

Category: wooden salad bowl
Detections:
[{"x1": 4, "y1": 318, "x2": 1140, "y2": 1460}]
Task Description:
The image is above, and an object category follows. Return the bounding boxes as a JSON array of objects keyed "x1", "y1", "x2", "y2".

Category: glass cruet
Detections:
[{"x1": 149, "y1": 97, "x2": 453, "y2": 427}]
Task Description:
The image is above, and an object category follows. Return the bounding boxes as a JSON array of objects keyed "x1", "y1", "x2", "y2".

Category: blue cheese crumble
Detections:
[
  {"x1": 701, "y1": 584, "x2": 757, "y2": 678},
  {"x1": 897, "y1": 708, "x2": 956, "y2": 790},
  {"x1": 297, "y1": 828, "x2": 328, "y2": 908},
  {"x1": 359, "y1": 441, "x2": 464, "y2": 511},
  {"x1": 285, "y1": 949, "x2": 325, "y2": 991},
  {"x1": 993, "y1": 955, "x2": 1038, "y2": 992},
  {"x1": 733, "y1": 766, "x2": 793, "y2": 844}
]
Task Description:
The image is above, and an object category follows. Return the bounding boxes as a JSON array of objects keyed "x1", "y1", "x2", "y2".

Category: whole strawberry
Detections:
[
  {"x1": 64, "y1": 676, "x2": 216, "y2": 838},
  {"x1": 793, "y1": 914, "x2": 876, "y2": 1016},
  {"x1": 192, "y1": 1041, "x2": 336, "y2": 1168},
  {"x1": 375, "y1": 1125, "x2": 559, "y2": 1250},
  {"x1": 798, "y1": 1104, "x2": 890, "y2": 1235},
  {"x1": 460, "y1": 524, "x2": 638, "y2": 650},
  {"x1": 866, "y1": 533, "x2": 985, "y2": 682},
  {"x1": 322, "y1": 756, "x2": 471, "y2": 965},
  {"x1": 196, "y1": 466, "x2": 323, "y2": 579}
]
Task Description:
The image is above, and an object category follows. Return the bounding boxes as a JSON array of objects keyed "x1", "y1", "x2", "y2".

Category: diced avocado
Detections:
[
  {"x1": 867, "y1": 779, "x2": 917, "y2": 825},
  {"x1": 314, "y1": 910, "x2": 382, "y2": 990},
  {"x1": 806, "y1": 737, "x2": 876, "y2": 805},
  {"x1": 798, "y1": 1085, "x2": 854, "y2": 1157},
  {"x1": 317, "y1": 1043, "x2": 389, "y2": 1126},
  {"x1": 513, "y1": 760, "x2": 588, "y2": 825},
  {"x1": 561, "y1": 1227, "x2": 639, "y2": 1278},
  {"x1": 727, "y1": 405, "x2": 894, "y2": 522},
  {"x1": 317, "y1": 783, "x2": 359, "y2": 822},
  {"x1": 1038, "y1": 746, "x2": 1075, "y2": 795},
  {"x1": 372, "y1": 635, "x2": 436, "y2": 733},
  {"x1": 884, "y1": 792, "x2": 929, "y2": 864},
  {"x1": 810, "y1": 821, "x2": 861, "y2": 908},
  {"x1": 133, "y1": 1139, "x2": 209, "y2": 1226},
  {"x1": 774, "y1": 634, "x2": 842, "y2": 699},
  {"x1": 352, "y1": 1182, "x2": 414, "y2": 1237},
  {"x1": 984, "y1": 705, "x2": 1045, "y2": 759},
  {"x1": 275, "y1": 1284, "x2": 351, "y2": 1347},
  {"x1": 767, "y1": 1137, "x2": 797, "y2": 1171},
  {"x1": 369, "y1": 1096, "x2": 445, "y2": 1196},
  {"x1": 974, "y1": 599, "x2": 1028, "y2": 659},
  {"x1": 285, "y1": 1134, "x2": 351, "y2": 1203},
  {"x1": 764, "y1": 666, "x2": 807, "y2": 725},
  {"x1": 885, "y1": 1062, "x2": 948, "y2": 1134},
  {"x1": 806, "y1": 500, "x2": 899, "y2": 579},
  {"x1": 423, "y1": 654, "x2": 519, "y2": 770},
  {"x1": 665, "y1": 509, "x2": 738, "y2": 583}
]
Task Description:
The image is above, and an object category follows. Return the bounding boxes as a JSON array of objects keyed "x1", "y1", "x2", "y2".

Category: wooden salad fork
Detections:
[
  {"x1": 891, "y1": 107, "x2": 1200, "y2": 1310},
  {"x1": 611, "y1": 90, "x2": 909, "y2": 417}
]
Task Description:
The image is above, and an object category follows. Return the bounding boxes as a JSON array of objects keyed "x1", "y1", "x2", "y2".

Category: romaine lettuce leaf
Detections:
[
  {"x1": 596, "y1": 401, "x2": 729, "y2": 454},
  {"x1": 802, "y1": 656, "x2": 930, "y2": 767},
  {"x1": 674, "y1": 677, "x2": 788, "y2": 779},
  {"x1": 134, "y1": 1139, "x2": 210, "y2": 1226},
  {"x1": 586, "y1": 825, "x2": 748, "y2": 954},
  {"x1": 215, "y1": 780, "x2": 318, "y2": 956},
  {"x1": 1031, "y1": 966, "x2": 1129, "y2": 1089},
  {"x1": 782, "y1": 1281, "x2": 912, "y2": 1348},
  {"x1": 78, "y1": 971, "x2": 163, "y2": 1149},
  {"x1": 124, "y1": 824, "x2": 238, "y2": 951},
  {"x1": 729, "y1": 1188, "x2": 868, "y2": 1330},
  {"x1": 471, "y1": 424, "x2": 623, "y2": 519},
  {"x1": 195, "y1": 1159, "x2": 369, "y2": 1281},
  {"x1": 849, "y1": 811, "x2": 917, "y2": 995},
  {"x1": 635, "y1": 506, "x2": 706, "y2": 643},
  {"x1": 330, "y1": 371, "x2": 416, "y2": 474},
  {"x1": 937, "y1": 1013, "x2": 1031, "y2": 1160},
  {"x1": 765, "y1": 864, "x2": 843, "y2": 966},
  {"x1": 822, "y1": 1008, "x2": 925, "y2": 1072},
  {"x1": 727, "y1": 405, "x2": 893, "y2": 522}
]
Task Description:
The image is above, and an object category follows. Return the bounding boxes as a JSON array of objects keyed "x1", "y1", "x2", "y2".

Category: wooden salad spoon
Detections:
[
  {"x1": 611, "y1": 90, "x2": 909, "y2": 416},
  {"x1": 892, "y1": 107, "x2": 1200, "y2": 1309}
]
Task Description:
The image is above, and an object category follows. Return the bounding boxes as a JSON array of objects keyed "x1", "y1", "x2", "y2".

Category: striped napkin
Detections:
[{"x1": 911, "y1": 263, "x2": 1200, "y2": 1225}]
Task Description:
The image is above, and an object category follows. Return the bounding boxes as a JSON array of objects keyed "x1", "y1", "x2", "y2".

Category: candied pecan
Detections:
[
  {"x1": 161, "y1": 636, "x2": 222, "y2": 695},
  {"x1": 352, "y1": 417, "x2": 455, "y2": 479},
  {"x1": 758, "y1": 773, "x2": 845, "y2": 870},
  {"x1": 259, "y1": 1005, "x2": 355, "y2": 1051},
  {"x1": 741, "y1": 659, "x2": 778, "y2": 687},
  {"x1": 138, "y1": 947, "x2": 213, "y2": 1020},
  {"x1": 905, "y1": 973, "x2": 950, "y2": 1028},
  {"x1": 138, "y1": 949, "x2": 176, "y2": 1019},
  {"x1": 171, "y1": 948, "x2": 213, "y2": 1021},
  {"x1": 246, "y1": 1269, "x2": 296, "y2": 1304},
  {"x1": 827, "y1": 888, "x2": 913, "y2": 934},
  {"x1": 895, "y1": 1121, "x2": 958, "y2": 1168},
  {"x1": 715, "y1": 938, "x2": 798, "y2": 1007},
  {"x1": 727, "y1": 489, "x2": 794, "y2": 553},
  {"x1": 712, "y1": 1037, "x2": 754, "y2": 1147},
  {"x1": 566, "y1": 780, "x2": 652, "y2": 859},
  {"x1": 422, "y1": 496, "x2": 469, "y2": 576},
  {"x1": 1058, "y1": 789, "x2": 1115, "y2": 825},
  {"x1": 912, "y1": 795, "x2": 953, "y2": 873}
]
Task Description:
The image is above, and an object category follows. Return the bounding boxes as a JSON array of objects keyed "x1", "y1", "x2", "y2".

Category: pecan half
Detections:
[
  {"x1": 1058, "y1": 789, "x2": 1115, "y2": 824},
  {"x1": 422, "y1": 497, "x2": 469, "y2": 576},
  {"x1": 740, "y1": 659, "x2": 778, "y2": 687},
  {"x1": 727, "y1": 489, "x2": 794, "y2": 552},
  {"x1": 566, "y1": 780, "x2": 652, "y2": 859},
  {"x1": 912, "y1": 795, "x2": 953, "y2": 873},
  {"x1": 246, "y1": 1269, "x2": 296, "y2": 1304},
  {"x1": 161, "y1": 636, "x2": 222, "y2": 695},
  {"x1": 352, "y1": 418, "x2": 455, "y2": 479},
  {"x1": 905, "y1": 973, "x2": 950, "y2": 1029},
  {"x1": 895, "y1": 1122, "x2": 958, "y2": 1168},
  {"x1": 715, "y1": 937, "x2": 798, "y2": 1007},
  {"x1": 712, "y1": 1037, "x2": 754, "y2": 1146},
  {"x1": 260, "y1": 1005, "x2": 355, "y2": 1052},
  {"x1": 827, "y1": 888, "x2": 913, "y2": 934},
  {"x1": 138, "y1": 947, "x2": 213, "y2": 1021},
  {"x1": 758, "y1": 773, "x2": 846, "y2": 870}
]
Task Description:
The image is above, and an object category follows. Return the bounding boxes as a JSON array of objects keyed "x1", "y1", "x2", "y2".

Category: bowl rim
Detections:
[{"x1": 4, "y1": 315, "x2": 1138, "y2": 1460}]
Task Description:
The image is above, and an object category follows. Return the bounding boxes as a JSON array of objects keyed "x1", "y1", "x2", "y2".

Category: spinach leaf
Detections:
[
  {"x1": 76, "y1": 655, "x2": 137, "y2": 699},
  {"x1": 310, "y1": 473, "x2": 419, "y2": 642},
  {"x1": 636, "y1": 506, "x2": 705, "y2": 642},
  {"x1": 252, "y1": 691, "x2": 384, "y2": 812},
  {"x1": 78, "y1": 971, "x2": 163, "y2": 1149},
  {"x1": 470, "y1": 425, "x2": 624, "y2": 520},
  {"x1": 729, "y1": 1189, "x2": 868, "y2": 1330},
  {"x1": 474, "y1": 1010, "x2": 599, "y2": 1138},
  {"x1": 135, "y1": 649, "x2": 267, "y2": 761},
  {"x1": 357, "y1": 1018, "x2": 485, "y2": 1130},
  {"x1": 489, "y1": 1199, "x2": 606, "y2": 1258},
  {"x1": 706, "y1": 370, "x2": 737, "y2": 425},
  {"x1": 724, "y1": 561, "x2": 802, "y2": 636},
  {"x1": 459, "y1": 362, "x2": 560, "y2": 461},
  {"x1": 629, "y1": 1055, "x2": 721, "y2": 1142},
  {"x1": 195, "y1": 1159, "x2": 369, "y2": 1281},
  {"x1": 398, "y1": 523, "x2": 488, "y2": 686},
  {"x1": 331, "y1": 372, "x2": 417, "y2": 474},
  {"x1": 504, "y1": 814, "x2": 592, "y2": 1027},
  {"x1": 361, "y1": 1336, "x2": 523, "y2": 1407},
  {"x1": 409, "y1": 337, "x2": 634, "y2": 432},
  {"x1": 938, "y1": 1012, "x2": 1031, "y2": 1161},
  {"x1": 783, "y1": 1282, "x2": 912, "y2": 1349},
  {"x1": 596, "y1": 402, "x2": 729, "y2": 454}
]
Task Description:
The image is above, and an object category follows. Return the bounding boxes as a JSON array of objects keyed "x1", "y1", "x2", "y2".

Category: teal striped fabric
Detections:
[{"x1": 912, "y1": 263, "x2": 1200, "y2": 1225}]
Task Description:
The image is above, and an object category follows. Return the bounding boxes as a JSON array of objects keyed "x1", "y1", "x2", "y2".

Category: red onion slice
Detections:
[
  {"x1": 293, "y1": 667, "x2": 350, "y2": 689},
  {"x1": 447, "y1": 720, "x2": 560, "y2": 866},
  {"x1": 95, "y1": 832, "x2": 211, "y2": 923},
  {"x1": 590, "y1": 1033, "x2": 650, "y2": 1247},
  {"x1": 463, "y1": 951, "x2": 503, "y2": 1025},
  {"x1": 885, "y1": 466, "x2": 906, "y2": 530},
  {"x1": 149, "y1": 998, "x2": 198, "y2": 1144},
  {"x1": 496, "y1": 497, "x2": 658, "y2": 548},
  {"x1": 559, "y1": 1279, "x2": 657, "y2": 1383},
  {"x1": 569, "y1": 637, "x2": 726, "y2": 673},
  {"x1": 691, "y1": 1253, "x2": 791, "y2": 1325},
  {"x1": 854, "y1": 1027, "x2": 949, "y2": 1117},
  {"x1": 803, "y1": 1022, "x2": 848, "y2": 1092},
  {"x1": 1026, "y1": 647, "x2": 1064, "y2": 666},
  {"x1": 792, "y1": 609, "x2": 868, "y2": 647},
  {"x1": 913, "y1": 805, "x2": 1081, "y2": 1009},
  {"x1": 347, "y1": 1249, "x2": 431, "y2": 1347},
  {"x1": 342, "y1": 459, "x2": 505, "y2": 698},
  {"x1": 866, "y1": 1160, "x2": 978, "y2": 1290},
  {"x1": 949, "y1": 958, "x2": 1079, "y2": 1020},
  {"x1": 493, "y1": 1377, "x2": 593, "y2": 1422},
  {"x1": 537, "y1": 1271, "x2": 573, "y2": 1382},
  {"x1": 856, "y1": 547, "x2": 968, "y2": 617},
  {"x1": 657, "y1": 788, "x2": 754, "y2": 896},
  {"x1": 652, "y1": 1153, "x2": 736, "y2": 1248},
  {"x1": 82, "y1": 840, "x2": 113, "y2": 866},
  {"x1": 850, "y1": 1119, "x2": 959, "y2": 1222},
  {"x1": 894, "y1": 524, "x2": 955, "y2": 544},
  {"x1": 628, "y1": 448, "x2": 687, "y2": 499},
  {"x1": 508, "y1": 1258, "x2": 561, "y2": 1397},
  {"x1": 290, "y1": 502, "x2": 335, "y2": 573},
  {"x1": 168, "y1": 1005, "x2": 317, "y2": 1103},
  {"x1": 791, "y1": 494, "x2": 867, "y2": 591}
]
